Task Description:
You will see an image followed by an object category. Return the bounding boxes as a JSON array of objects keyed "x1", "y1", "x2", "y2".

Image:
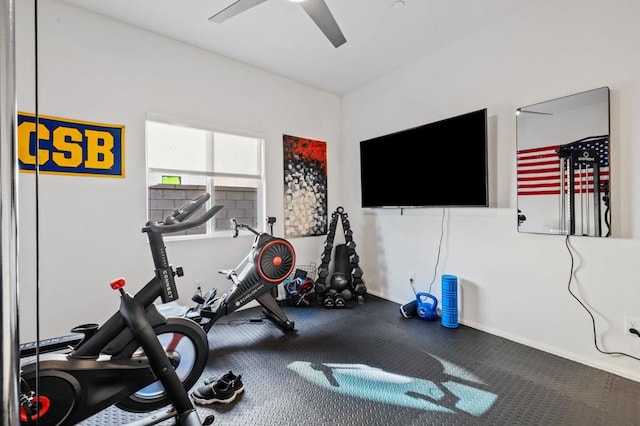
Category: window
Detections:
[{"x1": 146, "y1": 115, "x2": 265, "y2": 238}]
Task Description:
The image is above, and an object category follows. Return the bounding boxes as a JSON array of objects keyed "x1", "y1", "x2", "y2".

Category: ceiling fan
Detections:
[{"x1": 209, "y1": 0, "x2": 347, "y2": 48}]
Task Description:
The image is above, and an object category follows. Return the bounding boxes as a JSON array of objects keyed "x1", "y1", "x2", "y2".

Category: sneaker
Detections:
[
  {"x1": 191, "y1": 379, "x2": 236, "y2": 405},
  {"x1": 227, "y1": 375, "x2": 244, "y2": 396},
  {"x1": 203, "y1": 370, "x2": 235, "y2": 385},
  {"x1": 204, "y1": 370, "x2": 244, "y2": 396}
]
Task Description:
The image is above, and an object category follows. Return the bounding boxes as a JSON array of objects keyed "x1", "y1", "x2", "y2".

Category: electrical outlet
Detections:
[
  {"x1": 194, "y1": 279, "x2": 203, "y2": 295},
  {"x1": 624, "y1": 316, "x2": 640, "y2": 335}
]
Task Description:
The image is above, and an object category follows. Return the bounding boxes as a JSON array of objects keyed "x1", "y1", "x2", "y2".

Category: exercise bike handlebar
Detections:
[
  {"x1": 218, "y1": 269, "x2": 240, "y2": 285},
  {"x1": 146, "y1": 193, "x2": 223, "y2": 234},
  {"x1": 166, "y1": 192, "x2": 210, "y2": 224}
]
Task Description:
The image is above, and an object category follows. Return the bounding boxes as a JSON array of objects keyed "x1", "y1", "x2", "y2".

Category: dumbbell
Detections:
[{"x1": 324, "y1": 289, "x2": 337, "y2": 308}]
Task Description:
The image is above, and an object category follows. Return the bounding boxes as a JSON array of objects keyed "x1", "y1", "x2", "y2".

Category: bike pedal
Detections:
[
  {"x1": 199, "y1": 307, "x2": 215, "y2": 318},
  {"x1": 199, "y1": 298, "x2": 223, "y2": 318}
]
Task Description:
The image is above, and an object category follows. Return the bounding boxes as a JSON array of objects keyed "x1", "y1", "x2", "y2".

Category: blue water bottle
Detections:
[{"x1": 441, "y1": 275, "x2": 458, "y2": 328}]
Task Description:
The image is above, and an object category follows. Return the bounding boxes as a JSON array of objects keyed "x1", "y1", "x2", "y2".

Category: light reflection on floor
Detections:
[{"x1": 287, "y1": 359, "x2": 497, "y2": 416}]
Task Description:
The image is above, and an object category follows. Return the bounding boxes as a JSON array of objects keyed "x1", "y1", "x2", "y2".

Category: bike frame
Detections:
[
  {"x1": 186, "y1": 219, "x2": 296, "y2": 334},
  {"x1": 19, "y1": 194, "x2": 220, "y2": 426}
]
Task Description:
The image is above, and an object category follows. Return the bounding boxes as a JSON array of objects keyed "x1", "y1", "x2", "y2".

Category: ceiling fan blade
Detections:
[
  {"x1": 299, "y1": 0, "x2": 346, "y2": 48},
  {"x1": 209, "y1": 0, "x2": 268, "y2": 23}
]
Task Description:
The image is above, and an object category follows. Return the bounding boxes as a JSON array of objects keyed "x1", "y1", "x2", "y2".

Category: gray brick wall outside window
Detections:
[{"x1": 149, "y1": 184, "x2": 258, "y2": 236}]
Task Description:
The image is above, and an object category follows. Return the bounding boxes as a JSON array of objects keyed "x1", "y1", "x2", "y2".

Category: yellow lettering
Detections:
[
  {"x1": 52, "y1": 127, "x2": 83, "y2": 167},
  {"x1": 84, "y1": 129, "x2": 114, "y2": 170},
  {"x1": 17, "y1": 122, "x2": 50, "y2": 166}
]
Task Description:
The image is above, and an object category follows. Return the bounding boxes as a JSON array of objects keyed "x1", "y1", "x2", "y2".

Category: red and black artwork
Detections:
[{"x1": 283, "y1": 134, "x2": 328, "y2": 238}]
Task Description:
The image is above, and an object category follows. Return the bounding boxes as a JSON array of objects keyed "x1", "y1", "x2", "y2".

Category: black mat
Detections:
[{"x1": 82, "y1": 295, "x2": 640, "y2": 425}]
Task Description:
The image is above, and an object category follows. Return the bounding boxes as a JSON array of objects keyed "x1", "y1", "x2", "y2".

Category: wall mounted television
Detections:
[{"x1": 359, "y1": 108, "x2": 488, "y2": 208}]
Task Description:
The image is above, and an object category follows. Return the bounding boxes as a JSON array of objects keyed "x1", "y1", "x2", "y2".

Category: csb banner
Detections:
[{"x1": 17, "y1": 112, "x2": 125, "y2": 178}]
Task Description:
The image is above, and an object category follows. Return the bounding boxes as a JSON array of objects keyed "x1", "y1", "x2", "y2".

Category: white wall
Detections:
[
  {"x1": 343, "y1": 0, "x2": 640, "y2": 381},
  {"x1": 15, "y1": 0, "x2": 341, "y2": 342}
]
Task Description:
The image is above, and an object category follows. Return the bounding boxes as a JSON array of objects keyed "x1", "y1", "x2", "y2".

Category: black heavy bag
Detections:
[{"x1": 333, "y1": 244, "x2": 351, "y2": 286}]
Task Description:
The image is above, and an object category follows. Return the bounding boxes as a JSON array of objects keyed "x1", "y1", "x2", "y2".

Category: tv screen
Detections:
[{"x1": 359, "y1": 108, "x2": 488, "y2": 208}]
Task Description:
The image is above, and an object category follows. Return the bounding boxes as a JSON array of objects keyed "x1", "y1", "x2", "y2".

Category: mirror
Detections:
[{"x1": 516, "y1": 87, "x2": 610, "y2": 236}]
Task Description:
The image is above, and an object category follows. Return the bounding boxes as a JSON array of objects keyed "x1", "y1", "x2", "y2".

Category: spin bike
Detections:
[
  {"x1": 183, "y1": 218, "x2": 296, "y2": 333},
  {"x1": 18, "y1": 193, "x2": 220, "y2": 426}
]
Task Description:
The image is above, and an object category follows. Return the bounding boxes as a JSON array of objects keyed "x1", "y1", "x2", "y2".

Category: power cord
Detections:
[
  {"x1": 427, "y1": 208, "x2": 447, "y2": 294},
  {"x1": 565, "y1": 235, "x2": 640, "y2": 361}
]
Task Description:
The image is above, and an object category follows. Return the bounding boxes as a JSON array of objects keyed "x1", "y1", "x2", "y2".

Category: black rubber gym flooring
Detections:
[{"x1": 83, "y1": 295, "x2": 640, "y2": 425}]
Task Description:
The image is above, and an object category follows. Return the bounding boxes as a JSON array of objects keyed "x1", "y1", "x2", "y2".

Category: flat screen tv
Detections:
[{"x1": 359, "y1": 108, "x2": 488, "y2": 208}]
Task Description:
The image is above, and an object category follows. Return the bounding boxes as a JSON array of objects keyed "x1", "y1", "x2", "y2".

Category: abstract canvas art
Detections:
[{"x1": 283, "y1": 134, "x2": 328, "y2": 238}]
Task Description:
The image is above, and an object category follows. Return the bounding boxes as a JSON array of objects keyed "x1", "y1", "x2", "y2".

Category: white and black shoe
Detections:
[
  {"x1": 192, "y1": 379, "x2": 237, "y2": 405},
  {"x1": 193, "y1": 370, "x2": 244, "y2": 404}
]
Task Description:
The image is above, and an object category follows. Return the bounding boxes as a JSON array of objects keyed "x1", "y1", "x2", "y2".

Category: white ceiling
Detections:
[{"x1": 60, "y1": 0, "x2": 528, "y2": 95}]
